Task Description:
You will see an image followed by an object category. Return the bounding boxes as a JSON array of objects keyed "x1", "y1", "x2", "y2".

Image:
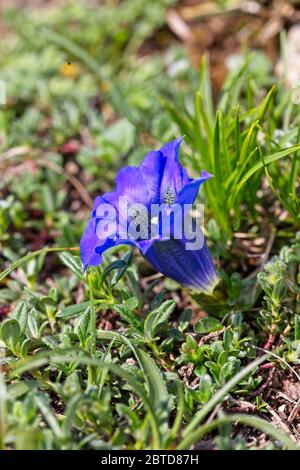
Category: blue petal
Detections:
[
  {"x1": 80, "y1": 217, "x2": 137, "y2": 269},
  {"x1": 159, "y1": 137, "x2": 189, "y2": 202},
  {"x1": 95, "y1": 238, "x2": 137, "y2": 260},
  {"x1": 139, "y1": 150, "x2": 165, "y2": 205},
  {"x1": 176, "y1": 171, "x2": 213, "y2": 206},
  {"x1": 80, "y1": 218, "x2": 104, "y2": 268},
  {"x1": 144, "y1": 237, "x2": 219, "y2": 292},
  {"x1": 115, "y1": 166, "x2": 149, "y2": 206},
  {"x1": 80, "y1": 138, "x2": 217, "y2": 279},
  {"x1": 94, "y1": 166, "x2": 151, "y2": 217},
  {"x1": 92, "y1": 196, "x2": 108, "y2": 218}
]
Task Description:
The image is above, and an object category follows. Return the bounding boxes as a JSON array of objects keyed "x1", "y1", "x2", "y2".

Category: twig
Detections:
[
  {"x1": 248, "y1": 366, "x2": 275, "y2": 399},
  {"x1": 198, "y1": 327, "x2": 227, "y2": 346},
  {"x1": 0, "y1": 146, "x2": 30, "y2": 163},
  {"x1": 267, "y1": 404, "x2": 297, "y2": 442},
  {"x1": 288, "y1": 397, "x2": 300, "y2": 423},
  {"x1": 205, "y1": 403, "x2": 222, "y2": 425},
  {"x1": 228, "y1": 396, "x2": 257, "y2": 413},
  {"x1": 254, "y1": 346, "x2": 300, "y2": 382},
  {"x1": 263, "y1": 333, "x2": 277, "y2": 351},
  {"x1": 276, "y1": 391, "x2": 295, "y2": 405},
  {"x1": 37, "y1": 159, "x2": 93, "y2": 209}
]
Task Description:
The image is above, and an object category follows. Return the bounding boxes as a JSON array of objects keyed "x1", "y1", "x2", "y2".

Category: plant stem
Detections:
[{"x1": 0, "y1": 246, "x2": 79, "y2": 283}]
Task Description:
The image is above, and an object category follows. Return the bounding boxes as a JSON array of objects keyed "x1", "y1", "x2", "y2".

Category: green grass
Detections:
[
  {"x1": 0, "y1": 0, "x2": 300, "y2": 451},
  {"x1": 165, "y1": 55, "x2": 300, "y2": 235}
]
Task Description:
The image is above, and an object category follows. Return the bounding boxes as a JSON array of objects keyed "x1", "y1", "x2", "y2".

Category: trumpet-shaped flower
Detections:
[{"x1": 80, "y1": 138, "x2": 219, "y2": 292}]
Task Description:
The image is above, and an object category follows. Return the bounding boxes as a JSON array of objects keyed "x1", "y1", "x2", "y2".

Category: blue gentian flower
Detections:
[{"x1": 80, "y1": 138, "x2": 219, "y2": 293}]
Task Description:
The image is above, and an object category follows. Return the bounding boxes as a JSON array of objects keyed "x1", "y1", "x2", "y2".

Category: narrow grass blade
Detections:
[
  {"x1": 35, "y1": 395, "x2": 64, "y2": 440},
  {"x1": 0, "y1": 247, "x2": 79, "y2": 283},
  {"x1": 181, "y1": 354, "x2": 268, "y2": 438},
  {"x1": 12, "y1": 351, "x2": 162, "y2": 449},
  {"x1": 178, "y1": 413, "x2": 298, "y2": 450},
  {"x1": 232, "y1": 145, "x2": 300, "y2": 196},
  {"x1": 290, "y1": 125, "x2": 300, "y2": 196}
]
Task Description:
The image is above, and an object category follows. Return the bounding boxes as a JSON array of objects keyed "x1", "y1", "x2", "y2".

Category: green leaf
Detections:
[
  {"x1": 57, "y1": 302, "x2": 90, "y2": 318},
  {"x1": 112, "y1": 303, "x2": 143, "y2": 332},
  {"x1": 13, "y1": 351, "x2": 162, "y2": 449},
  {"x1": 232, "y1": 145, "x2": 300, "y2": 195},
  {"x1": 75, "y1": 307, "x2": 91, "y2": 346},
  {"x1": 178, "y1": 413, "x2": 299, "y2": 450},
  {"x1": 20, "y1": 338, "x2": 33, "y2": 357},
  {"x1": 104, "y1": 118, "x2": 135, "y2": 153},
  {"x1": 134, "y1": 347, "x2": 169, "y2": 430},
  {"x1": 102, "y1": 260, "x2": 125, "y2": 280},
  {"x1": 102, "y1": 250, "x2": 132, "y2": 287},
  {"x1": 42, "y1": 335, "x2": 61, "y2": 349},
  {"x1": 221, "y1": 357, "x2": 241, "y2": 382},
  {"x1": 198, "y1": 373, "x2": 213, "y2": 402},
  {"x1": 181, "y1": 354, "x2": 269, "y2": 445},
  {"x1": 112, "y1": 251, "x2": 132, "y2": 286},
  {"x1": 11, "y1": 301, "x2": 29, "y2": 336},
  {"x1": 256, "y1": 85, "x2": 275, "y2": 122},
  {"x1": 95, "y1": 331, "x2": 169, "y2": 437},
  {"x1": 144, "y1": 300, "x2": 175, "y2": 341},
  {"x1": 295, "y1": 315, "x2": 300, "y2": 341},
  {"x1": 26, "y1": 310, "x2": 39, "y2": 339},
  {"x1": 0, "y1": 319, "x2": 21, "y2": 354},
  {"x1": 35, "y1": 394, "x2": 64, "y2": 439},
  {"x1": 135, "y1": 348, "x2": 168, "y2": 404},
  {"x1": 58, "y1": 252, "x2": 83, "y2": 279},
  {"x1": 194, "y1": 317, "x2": 223, "y2": 334},
  {"x1": 40, "y1": 184, "x2": 54, "y2": 215},
  {"x1": 7, "y1": 382, "x2": 30, "y2": 400},
  {"x1": 213, "y1": 111, "x2": 223, "y2": 194},
  {"x1": 195, "y1": 91, "x2": 213, "y2": 153}
]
